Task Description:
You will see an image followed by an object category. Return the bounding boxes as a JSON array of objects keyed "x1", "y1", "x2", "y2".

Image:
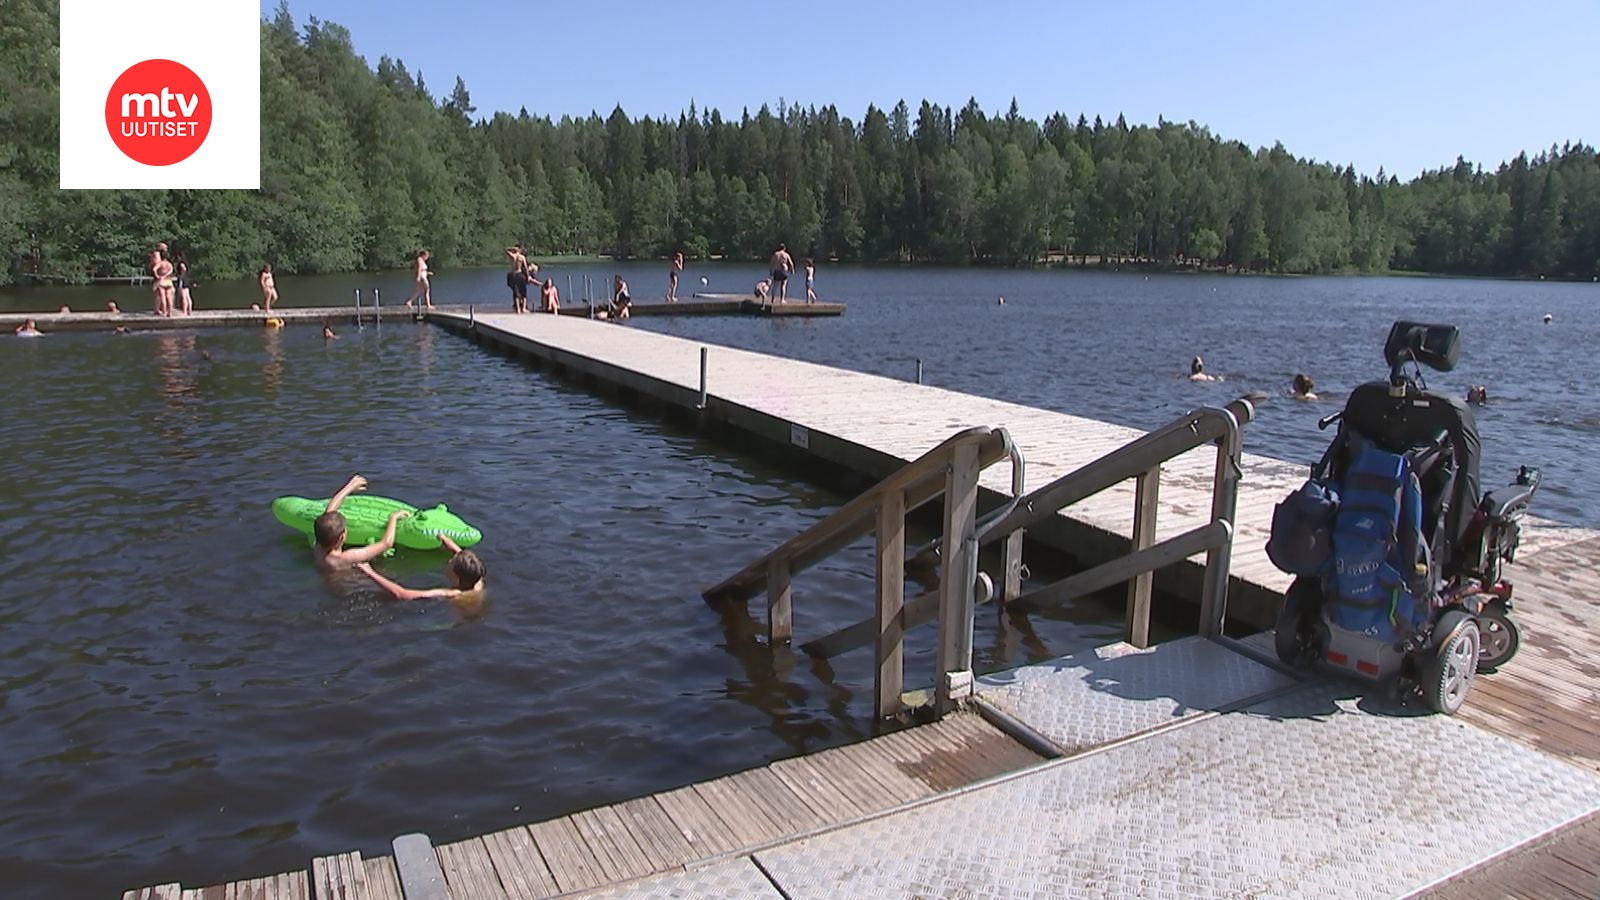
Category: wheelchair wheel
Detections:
[
  {"x1": 1477, "y1": 604, "x2": 1520, "y2": 673},
  {"x1": 1274, "y1": 577, "x2": 1322, "y2": 668},
  {"x1": 1423, "y1": 611, "x2": 1479, "y2": 715}
]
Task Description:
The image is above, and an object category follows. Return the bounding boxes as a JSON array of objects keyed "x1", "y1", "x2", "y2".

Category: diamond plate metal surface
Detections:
[
  {"x1": 755, "y1": 683, "x2": 1600, "y2": 899},
  {"x1": 977, "y1": 636, "x2": 1299, "y2": 754},
  {"x1": 569, "y1": 858, "x2": 782, "y2": 899}
]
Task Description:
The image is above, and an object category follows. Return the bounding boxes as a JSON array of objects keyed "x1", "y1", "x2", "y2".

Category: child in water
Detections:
[
  {"x1": 311, "y1": 475, "x2": 408, "y2": 573},
  {"x1": 355, "y1": 534, "x2": 485, "y2": 607}
]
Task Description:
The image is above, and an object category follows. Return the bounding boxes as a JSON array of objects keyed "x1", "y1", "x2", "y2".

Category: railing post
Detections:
[
  {"x1": 374, "y1": 287, "x2": 381, "y2": 325},
  {"x1": 915, "y1": 358, "x2": 923, "y2": 385},
  {"x1": 935, "y1": 443, "x2": 981, "y2": 717},
  {"x1": 354, "y1": 289, "x2": 362, "y2": 329},
  {"x1": 875, "y1": 490, "x2": 907, "y2": 719},
  {"x1": 1199, "y1": 413, "x2": 1243, "y2": 637},
  {"x1": 768, "y1": 558, "x2": 792, "y2": 646},
  {"x1": 1126, "y1": 464, "x2": 1161, "y2": 648},
  {"x1": 697, "y1": 347, "x2": 708, "y2": 409},
  {"x1": 1001, "y1": 444, "x2": 1027, "y2": 606}
]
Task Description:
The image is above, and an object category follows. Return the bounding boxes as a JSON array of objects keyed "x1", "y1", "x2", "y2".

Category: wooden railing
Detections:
[{"x1": 704, "y1": 426, "x2": 1022, "y2": 719}]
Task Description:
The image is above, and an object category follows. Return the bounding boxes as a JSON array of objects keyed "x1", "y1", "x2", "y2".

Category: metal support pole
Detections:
[
  {"x1": 1126, "y1": 464, "x2": 1161, "y2": 648},
  {"x1": 567, "y1": 274, "x2": 573, "y2": 310},
  {"x1": 374, "y1": 288, "x2": 381, "y2": 326},
  {"x1": 697, "y1": 347, "x2": 708, "y2": 409},
  {"x1": 935, "y1": 442, "x2": 980, "y2": 717},
  {"x1": 915, "y1": 358, "x2": 923, "y2": 384},
  {"x1": 355, "y1": 289, "x2": 362, "y2": 330},
  {"x1": 1199, "y1": 410, "x2": 1244, "y2": 637},
  {"x1": 468, "y1": 304, "x2": 475, "y2": 328}
]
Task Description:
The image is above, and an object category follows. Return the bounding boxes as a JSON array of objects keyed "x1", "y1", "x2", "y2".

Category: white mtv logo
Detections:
[{"x1": 121, "y1": 88, "x2": 201, "y2": 118}]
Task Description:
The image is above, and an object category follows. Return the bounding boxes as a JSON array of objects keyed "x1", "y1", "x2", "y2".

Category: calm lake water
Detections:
[{"x1": 0, "y1": 323, "x2": 1122, "y2": 898}]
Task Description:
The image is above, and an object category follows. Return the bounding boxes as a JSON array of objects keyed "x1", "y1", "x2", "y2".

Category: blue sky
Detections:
[{"x1": 262, "y1": 0, "x2": 1599, "y2": 180}]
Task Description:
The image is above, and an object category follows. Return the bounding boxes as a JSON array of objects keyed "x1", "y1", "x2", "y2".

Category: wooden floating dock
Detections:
[
  {"x1": 549, "y1": 292, "x2": 843, "y2": 317},
  {"x1": 120, "y1": 311, "x2": 1600, "y2": 898}
]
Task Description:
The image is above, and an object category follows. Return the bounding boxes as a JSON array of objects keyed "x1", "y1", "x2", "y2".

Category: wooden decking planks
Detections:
[
  {"x1": 127, "y1": 712, "x2": 1038, "y2": 898},
  {"x1": 1427, "y1": 811, "x2": 1600, "y2": 899}
]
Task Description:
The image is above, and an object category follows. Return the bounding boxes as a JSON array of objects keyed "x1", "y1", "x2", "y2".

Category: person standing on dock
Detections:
[
  {"x1": 150, "y1": 243, "x2": 175, "y2": 317},
  {"x1": 667, "y1": 251, "x2": 684, "y2": 302},
  {"x1": 405, "y1": 250, "x2": 432, "y2": 310},
  {"x1": 258, "y1": 264, "x2": 278, "y2": 312},
  {"x1": 506, "y1": 244, "x2": 531, "y2": 313},
  {"x1": 612, "y1": 275, "x2": 632, "y2": 320},
  {"x1": 803, "y1": 258, "x2": 817, "y2": 304},
  {"x1": 769, "y1": 243, "x2": 794, "y2": 303},
  {"x1": 175, "y1": 259, "x2": 193, "y2": 316}
]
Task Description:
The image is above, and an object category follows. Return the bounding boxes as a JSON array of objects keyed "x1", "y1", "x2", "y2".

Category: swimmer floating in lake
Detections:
[
  {"x1": 1291, "y1": 373, "x2": 1318, "y2": 400},
  {"x1": 311, "y1": 475, "x2": 408, "y2": 574},
  {"x1": 14, "y1": 319, "x2": 42, "y2": 337},
  {"x1": 1189, "y1": 356, "x2": 1216, "y2": 382},
  {"x1": 323, "y1": 324, "x2": 339, "y2": 340},
  {"x1": 1466, "y1": 384, "x2": 1489, "y2": 406},
  {"x1": 354, "y1": 534, "x2": 485, "y2": 608}
]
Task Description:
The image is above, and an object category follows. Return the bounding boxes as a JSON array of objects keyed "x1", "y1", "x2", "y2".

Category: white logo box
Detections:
[{"x1": 60, "y1": 0, "x2": 259, "y2": 189}]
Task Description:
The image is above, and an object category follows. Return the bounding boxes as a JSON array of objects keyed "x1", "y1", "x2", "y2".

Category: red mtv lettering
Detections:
[{"x1": 104, "y1": 59, "x2": 212, "y2": 166}]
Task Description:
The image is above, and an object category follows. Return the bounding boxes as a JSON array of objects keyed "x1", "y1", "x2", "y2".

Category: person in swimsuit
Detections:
[
  {"x1": 1291, "y1": 373, "x2": 1317, "y2": 400},
  {"x1": 506, "y1": 244, "x2": 531, "y2": 313},
  {"x1": 175, "y1": 259, "x2": 193, "y2": 316},
  {"x1": 354, "y1": 533, "x2": 485, "y2": 615},
  {"x1": 14, "y1": 319, "x2": 42, "y2": 336},
  {"x1": 151, "y1": 243, "x2": 175, "y2": 317},
  {"x1": 258, "y1": 264, "x2": 278, "y2": 311},
  {"x1": 540, "y1": 277, "x2": 560, "y2": 314},
  {"x1": 803, "y1": 258, "x2": 817, "y2": 303},
  {"x1": 754, "y1": 278, "x2": 771, "y2": 303},
  {"x1": 405, "y1": 250, "x2": 432, "y2": 309},
  {"x1": 1189, "y1": 356, "x2": 1215, "y2": 382},
  {"x1": 612, "y1": 275, "x2": 632, "y2": 320},
  {"x1": 769, "y1": 243, "x2": 794, "y2": 303},
  {"x1": 667, "y1": 251, "x2": 684, "y2": 302}
]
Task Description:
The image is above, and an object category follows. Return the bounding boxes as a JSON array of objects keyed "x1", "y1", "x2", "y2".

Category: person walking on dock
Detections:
[
  {"x1": 667, "y1": 251, "x2": 684, "y2": 302},
  {"x1": 506, "y1": 244, "x2": 531, "y2": 314},
  {"x1": 258, "y1": 263, "x2": 278, "y2": 312},
  {"x1": 405, "y1": 250, "x2": 432, "y2": 310},
  {"x1": 769, "y1": 243, "x2": 794, "y2": 303}
]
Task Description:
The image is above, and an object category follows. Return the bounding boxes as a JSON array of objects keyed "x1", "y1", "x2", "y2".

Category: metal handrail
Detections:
[
  {"x1": 805, "y1": 397, "x2": 1255, "y2": 660},
  {"x1": 703, "y1": 426, "x2": 1011, "y2": 604},
  {"x1": 702, "y1": 424, "x2": 1021, "y2": 720}
]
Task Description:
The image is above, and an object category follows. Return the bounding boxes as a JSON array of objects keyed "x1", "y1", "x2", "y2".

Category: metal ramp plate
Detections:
[
  {"x1": 754, "y1": 684, "x2": 1600, "y2": 899},
  {"x1": 571, "y1": 858, "x2": 782, "y2": 899},
  {"x1": 977, "y1": 635, "x2": 1300, "y2": 754}
]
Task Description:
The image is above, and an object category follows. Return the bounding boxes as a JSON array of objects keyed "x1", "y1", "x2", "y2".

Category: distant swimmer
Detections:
[
  {"x1": 323, "y1": 324, "x2": 339, "y2": 340},
  {"x1": 107, "y1": 301, "x2": 120, "y2": 314},
  {"x1": 258, "y1": 263, "x2": 278, "y2": 311},
  {"x1": 997, "y1": 295, "x2": 1005, "y2": 305},
  {"x1": 14, "y1": 318, "x2": 42, "y2": 337},
  {"x1": 405, "y1": 250, "x2": 432, "y2": 310},
  {"x1": 57, "y1": 305, "x2": 70, "y2": 314},
  {"x1": 1543, "y1": 313, "x2": 1553, "y2": 324},
  {"x1": 1291, "y1": 373, "x2": 1318, "y2": 400},
  {"x1": 1189, "y1": 356, "x2": 1216, "y2": 382},
  {"x1": 1466, "y1": 385, "x2": 1489, "y2": 405}
]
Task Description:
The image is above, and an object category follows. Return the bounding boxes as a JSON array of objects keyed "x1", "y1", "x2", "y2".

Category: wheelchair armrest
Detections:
[{"x1": 1480, "y1": 484, "x2": 1534, "y2": 520}]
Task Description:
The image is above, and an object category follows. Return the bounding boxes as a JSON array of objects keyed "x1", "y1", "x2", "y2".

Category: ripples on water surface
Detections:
[{"x1": 0, "y1": 324, "x2": 1121, "y2": 898}]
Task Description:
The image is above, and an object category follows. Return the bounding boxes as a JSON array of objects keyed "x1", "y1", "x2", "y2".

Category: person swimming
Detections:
[
  {"x1": 1291, "y1": 373, "x2": 1318, "y2": 400},
  {"x1": 1189, "y1": 356, "x2": 1215, "y2": 382},
  {"x1": 1466, "y1": 384, "x2": 1489, "y2": 405},
  {"x1": 14, "y1": 319, "x2": 42, "y2": 337}
]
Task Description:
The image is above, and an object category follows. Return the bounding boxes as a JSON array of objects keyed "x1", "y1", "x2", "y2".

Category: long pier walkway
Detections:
[{"x1": 125, "y1": 312, "x2": 1600, "y2": 897}]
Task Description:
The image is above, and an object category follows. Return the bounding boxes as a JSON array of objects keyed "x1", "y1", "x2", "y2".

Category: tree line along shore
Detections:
[{"x1": 2, "y1": 0, "x2": 1596, "y2": 285}]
